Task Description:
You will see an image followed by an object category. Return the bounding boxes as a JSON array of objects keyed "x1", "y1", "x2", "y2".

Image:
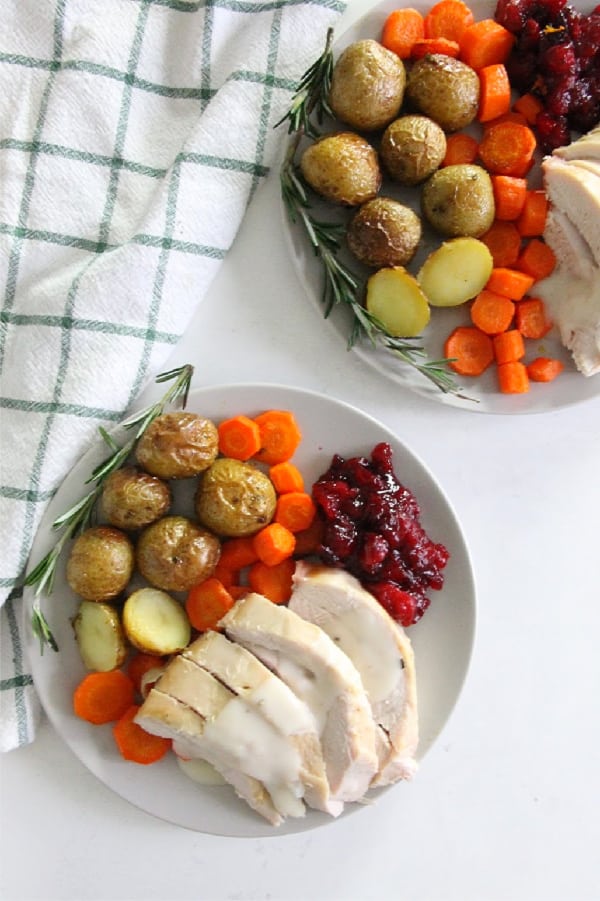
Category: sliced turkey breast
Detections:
[
  {"x1": 553, "y1": 124, "x2": 600, "y2": 160},
  {"x1": 289, "y1": 562, "x2": 418, "y2": 786},
  {"x1": 136, "y1": 655, "x2": 311, "y2": 821},
  {"x1": 135, "y1": 688, "x2": 283, "y2": 826},
  {"x1": 570, "y1": 159, "x2": 600, "y2": 179},
  {"x1": 543, "y1": 208, "x2": 596, "y2": 281},
  {"x1": 182, "y1": 631, "x2": 342, "y2": 816},
  {"x1": 541, "y1": 156, "x2": 600, "y2": 268},
  {"x1": 219, "y1": 592, "x2": 379, "y2": 803}
]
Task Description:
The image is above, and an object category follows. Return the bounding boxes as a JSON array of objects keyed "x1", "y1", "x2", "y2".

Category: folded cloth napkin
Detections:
[{"x1": 0, "y1": 0, "x2": 346, "y2": 751}]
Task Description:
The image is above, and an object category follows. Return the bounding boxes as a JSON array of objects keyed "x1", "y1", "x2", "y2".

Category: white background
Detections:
[{"x1": 2, "y1": 0, "x2": 599, "y2": 897}]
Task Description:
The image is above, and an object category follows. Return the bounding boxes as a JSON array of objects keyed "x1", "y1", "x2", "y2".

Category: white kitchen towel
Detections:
[{"x1": 0, "y1": 0, "x2": 346, "y2": 751}]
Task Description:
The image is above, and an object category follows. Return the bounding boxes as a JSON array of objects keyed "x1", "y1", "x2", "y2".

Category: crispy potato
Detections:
[
  {"x1": 136, "y1": 515, "x2": 221, "y2": 592},
  {"x1": 380, "y1": 115, "x2": 447, "y2": 186},
  {"x1": 123, "y1": 588, "x2": 191, "y2": 655},
  {"x1": 135, "y1": 412, "x2": 218, "y2": 480},
  {"x1": 347, "y1": 198, "x2": 422, "y2": 268},
  {"x1": 366, "y1": 267, "x2": 431, "y2": 337},
  {"x1": 421, "y1": 164, "x2": 495, "y2": 237},
  {"x1": 73, "y1": 600, "x2": 127, "y2": 672},
  {"x1": 418, "y1": 237, "x2": 494, "y2": 306},
  {"x1": 195, "y1": 458, "x2": 276, "y2": 537},
  {"x1": 406, "y1": 54, "x2": 480, "y2": 132},
  {"x1": 329, "y1": 39, "x2": 406, "y2": 132},
  {"x1": 100, "y1": 466, "x2": 171, "y2": 530},
  {"x1": 66, "y1": 526, "x2": 134, "y2": 602},
  {"x1": 300, "y1": 132, "x2": 381, "y2": 206}
]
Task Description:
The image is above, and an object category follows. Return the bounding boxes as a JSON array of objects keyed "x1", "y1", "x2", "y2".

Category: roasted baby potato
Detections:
[
  {"x1": 300, "y1": 132, "x2": 382, "y2": 206},
  {"x1": 347, "y1": 198, "x2": 422, "y2": 268},
  {"x1": 73, "y1": 600, "x2": 127, "y2": 672},
  {"x1": 135, "y1": 412, "x2": 219, "y2": 480},
  {"x1": 406, "y1": 54, "x2": 480, "y2": 132},
  {"x1": 329, "y1": 39, "x2": 406, "y2": 132},
  {"x1": 365, "y1": 267, "x2": 431, "y2": 337},
  {"x1": 123, "y1": 588, "x2": 191, "y2": 655},
  {"x1": 136, "y1": 515, "x2": 221, "y2": 592},
  {"x1": 380, "y1": 115, "x2": 447, "y2": 186},
  {"x1": 421, "y1": 164, "x2": 495, "y2": 237},
  {"x1": 100, "y1": 466, "x2": 171, "y2": 530},
  {"x1": 195, "y1": 457, "x2": 277, "y2": 537},
  {"x1": 66, "y1": 526, "x2": 134, "y2": 602},
  {"x1": 418, "y1": 237, "x2": 494, "y2": 306}
]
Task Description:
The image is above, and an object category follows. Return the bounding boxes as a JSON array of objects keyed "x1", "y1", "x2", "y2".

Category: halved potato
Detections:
[
  {"x1": 73, "y1": 601, "x2": 127, "y2": 672},
  {"x1": 123, "y1": 588, "x2": 191, "y2": 656},
  {"x1": 366, "y1": 267, "x2": 431, "y2": 337},
  {"x1": 418, "y1": 237, "x2": 493, "y2": 307}
]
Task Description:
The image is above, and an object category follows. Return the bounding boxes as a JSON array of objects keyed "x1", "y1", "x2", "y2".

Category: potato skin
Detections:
[
  {"x1": 380, "y1": 115, "x2": 447, "y2": 186},
  {"x1": 347, "y1": 198, "x2": 422, "y2": 268},
  {"x1": 101, "y1": 466, "x2": 171, "y2": 530},
  {"x1": 300, "y1": 132, "x2": 382, "y2": 206},
  {"x1": 66, "y1": 526, "x2": 134, "y2": 602},
  {"x1": 421, "y1": 164, "x2": 495, "y2": 237},
  {"x1": 135, "y1": 412, "x2": 218, "y2": 480},
  {"x1": 406, "y1": 55, "x2": 480, "y2": 132},
  {"x1": 195, "y1": 458, "x2": 277, "y2": 538},
  {"x1": 136, "y1": 515, "x2": 221, "y2": 592},
  {"x1": 329, "y1": 39, "x2": 406, "y2": 132}
]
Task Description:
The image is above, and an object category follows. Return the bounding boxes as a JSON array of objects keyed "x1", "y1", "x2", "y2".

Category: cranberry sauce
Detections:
[
  {"x1": 495, "y1": 0, "x2": 600, "y2": 151},
  {"x1": 311, "y1": 442, "x2": 449, "y2": 628}
]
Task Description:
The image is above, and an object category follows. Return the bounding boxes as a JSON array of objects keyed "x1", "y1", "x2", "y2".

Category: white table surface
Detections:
[{"x1": 2, "y1": 2, "x2": 600, "y2": 897}]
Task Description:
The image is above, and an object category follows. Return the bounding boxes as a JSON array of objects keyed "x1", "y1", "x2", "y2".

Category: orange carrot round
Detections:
[
  {"x1": 492, "y1": 329, "x2": 525, "y2": 364},
  {"x1": 113, "y1": 705, "x2": 172, "y2": 765},
  {"x1": 253, "y1": 522, "x2": 296, "y2": 566},
  {"x1": 459, "y1": 18, "x2": 515, "y2": 70},
  {"x1": 410, "y1": 37, "x2": 460, "y2": 59},
  {"x1": 274, "y1": 491, "x2": 316, "y2": 533},
  {"x1": 478, "y1": 121, "x2": 537, "y2": 177},
  {"x1": 480, "y1": 220, "x2": 523, "y2": 268},
  {"x1": 248, "y1": 558, "x2": 296, "y2": 604},
  {"x1": 186, "y1": 578, "x2": 235, "y2": 632},
  {"x1": 253, "y1": 410, "x2": 302, "y2": 465},
  {"x1": 517, "y1": 239, "x2": 557, "y2": 281},
  {"x1": 442, "y1": 132, "x2": 479, "y2": 166},
  {"x1": 526, "y1": 357, "x2": 564, "y2": 382},
  {"x1": 217, "y1": 536, "x2": 259, "y2": 571},
  {"x1": 486, "y1": 267, "x2": 535, "y2": 300},
  {"x1": 512, "y1": 92, "x2": 544, "y2": 126},
  {"x1": 515, "y1": 297, "x2": 553, "y2": 339},
  {"x1": 218, "y1": 415, "x2": 261, "y2": 461},
  {"x1": 444, "y1": 326, "x2": 494, "y2": 376},
  {"x1": 73, "y1": 670, "x2": 136, "y2": 725},
  {"x1": 516, "y1": 191, "x2": 548, "y2": 237},
  {"x1": 478, "y1": 63, "x2": 511, "y2": 123},
  {"x1": 423, "y1": 0, "x2": 474, "y2": 41},
  {"x1": 268, "y1": 461, "x2": 305, "y2": 494},
  {"x1": 497, "y1": 360, "x2": 530, "y2": 394},
  {"x1": 470, "y1": 289, "x2": 515, "y2": 335},
  {"x1": 381, "y1": 7, "x2": 425, "y2": 58},
  {"x1": 491, "y1": 175, "x2": 528, "y2": 221}
]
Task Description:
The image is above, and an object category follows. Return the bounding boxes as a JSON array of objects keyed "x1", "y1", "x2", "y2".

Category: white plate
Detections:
[
  {"x1": 24, "y1": 383, "x2": 476, "y2": 837},
  {"x1": 280, "y1": 0, "x2": 600, "y2": 414}
]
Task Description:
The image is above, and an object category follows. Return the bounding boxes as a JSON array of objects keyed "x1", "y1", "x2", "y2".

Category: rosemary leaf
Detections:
[
  {"x1": 276, "y1": 31, "x2": 470, "y2": 399},
  {"x1": 24, "y1": 363, "x2": 194, "y2": 653}
]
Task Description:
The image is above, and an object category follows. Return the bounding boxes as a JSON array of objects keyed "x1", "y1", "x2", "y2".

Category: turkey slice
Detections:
[
  {"x1": 182, "y1": 631, "x2": 342, "y2": 816},
  {"x1": 136, "y1": 655, "x2": 309, "y2": 821},
  {"x1": 219, "y1": 592, "x2": 378, "y2": 803},
  {"x1": 553, "y1": 125, "x2": 600, "y2": 161},
  {"x1": 289, "y1": 562, "x2": 418, "y2": 786},
  {"x1": 135, "y1": 688, "x2": 282, "y2": 826}
]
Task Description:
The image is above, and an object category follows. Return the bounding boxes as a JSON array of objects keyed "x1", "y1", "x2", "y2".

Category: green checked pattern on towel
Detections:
[{"x1": 0, "y1": 0, "x2": 345, "y2": 751}]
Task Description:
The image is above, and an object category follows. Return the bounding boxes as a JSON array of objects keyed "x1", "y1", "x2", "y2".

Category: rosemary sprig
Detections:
[
  {"x1": 25, "y1": 363, "x2": 194, "y2": 653},
  {"x1": 277, "y1": 32, "x2": 470, "y2": 398}
]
